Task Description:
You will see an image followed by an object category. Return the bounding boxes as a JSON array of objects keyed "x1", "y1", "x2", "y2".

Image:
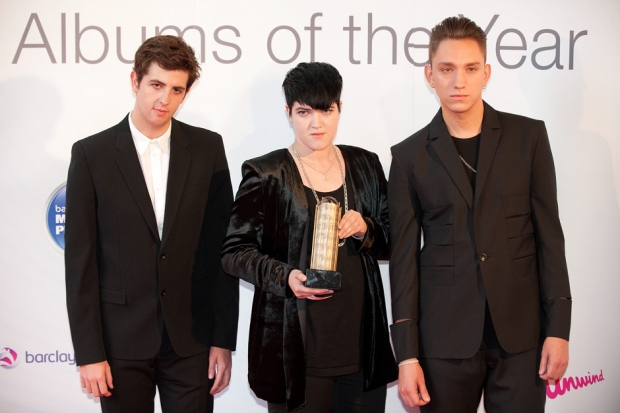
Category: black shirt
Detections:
[
  {"x1": 452, "y1": 134, "x2": 500, "y2": 350},
  {"x1": 303, "y1": 181, "x2": 365, "y2": 376}
]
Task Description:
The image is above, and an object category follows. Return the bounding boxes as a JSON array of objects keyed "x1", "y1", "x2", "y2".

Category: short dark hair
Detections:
[
  {"x1": 133, "y1": 35, "x2": 201, "y2": 90},
  {"x1": 429, "y1": 17, "x2": 487, "y2": 63},
  {"x1": 283, "y1": 62, "x2": 343, "y2": 115}
]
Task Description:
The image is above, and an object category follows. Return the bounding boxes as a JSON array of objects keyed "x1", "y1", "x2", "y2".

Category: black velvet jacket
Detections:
[{"x1": 222, "y1": 145, "x2": 397, "y2": 410}]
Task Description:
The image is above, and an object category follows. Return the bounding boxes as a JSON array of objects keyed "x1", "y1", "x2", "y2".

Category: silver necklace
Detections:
[
  {"x1": 291, "y1": 144, "x2": 348, "y2": 247},
  {"x1": 459, "y1": 155, "x2": 477, "y2": 173},
  {"x1": 300, "y1": 156, "x2": 335, "y2": 181}
]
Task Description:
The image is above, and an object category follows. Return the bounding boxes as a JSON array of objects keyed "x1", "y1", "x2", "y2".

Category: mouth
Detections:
[
  {"x1": 154, "y1": 108, "x2": 168, "y2": 115},
  {"x1": 450, "y1": 94, "x2": 468, "y2": 100},
  {"x1": 311, "y1": 133, "x2": 325, "y2": 138}
]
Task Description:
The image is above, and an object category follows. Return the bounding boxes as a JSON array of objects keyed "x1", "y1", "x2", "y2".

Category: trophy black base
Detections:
[{"x1": 305, "y1": 269, "x2": 342, "y2": 290}]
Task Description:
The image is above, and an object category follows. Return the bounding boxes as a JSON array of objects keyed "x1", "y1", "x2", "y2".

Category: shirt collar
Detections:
[{"x1": 128, "y1": 112, "x2": 172, "y2": 155}]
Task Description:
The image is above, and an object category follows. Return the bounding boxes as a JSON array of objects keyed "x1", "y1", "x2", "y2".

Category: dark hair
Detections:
[
  {"x1": 429, "y1": 17, "x2": 487, "y2": 63},
  {"x1": 282, "y1": 62, "x2": 343, "y2": 115},
  {"x1": 133, "y1": 35, "x2": 201, "y2": 89}
]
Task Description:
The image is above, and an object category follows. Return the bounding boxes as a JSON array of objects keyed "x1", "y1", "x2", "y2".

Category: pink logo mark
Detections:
[
  {"x1": 547, "y1": 370, "x2": 605, "y2": 399},
  {"x1": 0, "y1": 347, "x2": 18, "y2": 368}
]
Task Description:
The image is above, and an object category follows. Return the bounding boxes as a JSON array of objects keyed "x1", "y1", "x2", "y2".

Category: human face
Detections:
[
  {"x1": 425, "y1": 39, "x2": 490, "y2": 119},
  {"x1": 130, "y1": 62, "x2": 189, "y2": 138},
  {"x1": 287, "y1": 102, "x2": 341, "y2": 154}
]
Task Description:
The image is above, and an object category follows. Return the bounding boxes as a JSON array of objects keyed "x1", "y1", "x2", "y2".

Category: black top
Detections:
[
  {"x1": 452, "y1": 133, "x2": 499, "y2": 350},
  {"x1": 452, "y1": 134, "x2": 480, "y2": 190},
  {"x1": 304, "y1": 179, "x2": 365, "y2": 377}
]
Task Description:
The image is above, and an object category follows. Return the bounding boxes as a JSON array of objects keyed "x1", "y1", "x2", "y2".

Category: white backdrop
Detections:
[{"x1": 1, "y1": 0, "x2": 619, "y2": 412}]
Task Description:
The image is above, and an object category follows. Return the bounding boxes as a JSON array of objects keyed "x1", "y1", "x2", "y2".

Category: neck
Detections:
[
  {"x1": 131, "y1": 111, "x2": 169, "y2": 140},
  {"x1": 442, "y1": 99, "x2": 484, "y2": 139},
  {"x1": 292, "y1": 141, "x2": 335, "y2": 163}
]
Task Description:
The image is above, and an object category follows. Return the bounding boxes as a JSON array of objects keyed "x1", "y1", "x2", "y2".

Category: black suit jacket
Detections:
[
  {"x1": 389, "y1": 102, "x2": 571, "y2": 362},
  {"x1": 65, "y1": 116, "x2": 239, "y2": 366},
  {"x1": 222, "y1": 146, "x2": 397, "y2": 410}
]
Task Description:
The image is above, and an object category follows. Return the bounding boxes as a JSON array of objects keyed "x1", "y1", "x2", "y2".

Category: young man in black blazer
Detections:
[
  {"x1": 65, "y1": 35, "x2": 239, "y2": 413},
  {"x1": 389, "y1": 17, "x2": 571, "y2": 412}
]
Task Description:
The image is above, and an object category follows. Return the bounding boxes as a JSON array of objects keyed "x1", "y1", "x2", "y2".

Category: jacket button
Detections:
[
  {"x1": 160, "y1": 252, "x2": 166, "y2": 260},
  {"x1": 161, "y1": 290, "x2": 167, "y2": 296},
  {"x1": 479, "y1": 253, "x2": 488, "y2": 262}
]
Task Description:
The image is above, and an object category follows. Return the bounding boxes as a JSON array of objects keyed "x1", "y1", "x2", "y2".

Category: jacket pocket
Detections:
[{"x1": 100, "y1": 287, "x2": 126, "y2": 304}]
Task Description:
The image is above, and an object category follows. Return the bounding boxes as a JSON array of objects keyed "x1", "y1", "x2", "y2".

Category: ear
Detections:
[
  {"x1": 285, "y1": 105, "x2": 291, "y2": 118},
  {"x1": 483, "y1": 63, "x2": 492, "y2": 87},
  {"x1": 130, "y1": 71, "x2": 139, "y2": 92},
  {"x1": 338, "y1": 101, "x2": 343, "y2": 111},
  {"x1": 424, "y1": 65, "x2": 434, "y2": 88}
]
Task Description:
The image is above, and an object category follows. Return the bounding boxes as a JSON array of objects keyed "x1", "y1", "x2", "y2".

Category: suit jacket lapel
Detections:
[
  {"x1": 339, "y1": 146, "x2": 362, "y2": 212},
  {"x1": 285, "y1": 150, "x2": 309, "y2": 269},
  {"x1": 114, "y1": 116, "x2": 160, "y2": 241},
  {"x1": 161, "y1": 119, "x2": 191, "y2": 248},
  {"x1": 428, "y1": 109, "x2": 474, "y2": 208},
  {"x1": 474, "y1": 102, "x2": 502, "y2": 206}
]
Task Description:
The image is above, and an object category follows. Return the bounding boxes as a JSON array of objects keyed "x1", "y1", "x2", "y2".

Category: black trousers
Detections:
[
  {"x1": 420, "y1": 346, "x2": 546, "y2": 413},
  {"x1": 100, "y1": 328, "x2": 213, "y2": 413},
  {"x1": 268, "y1": 369, "x2": 386, "y2": 413}
]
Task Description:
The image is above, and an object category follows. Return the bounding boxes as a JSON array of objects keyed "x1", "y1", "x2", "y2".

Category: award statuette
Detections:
[{"x1": 305, "y1": 196, "x2": 343, "y2": 290}]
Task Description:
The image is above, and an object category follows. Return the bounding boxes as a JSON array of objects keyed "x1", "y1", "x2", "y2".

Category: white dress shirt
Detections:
[{"x1": 128, "y1": 113, "x2": 171, "y2": 239}]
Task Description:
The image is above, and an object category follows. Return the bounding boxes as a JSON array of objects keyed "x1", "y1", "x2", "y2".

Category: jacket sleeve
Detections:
[
  {"x1": 388, "y1": 150, "x2": 422, "y2": 361},
  {"x1": 65, "y1": 141, "x2": 107, "y2": 366},
  {"x1": 530, "y1": 121, "x2": 572, "y2": 340},
  {"x1": 221, "y1": 161, "x2": 295, "y2": 298},
  {"x1": 199, "y1": 135, "x2": 239, "y2": 350},
  {"x1": 354, "y1": 152, "x2": 390, "y2": 260}
]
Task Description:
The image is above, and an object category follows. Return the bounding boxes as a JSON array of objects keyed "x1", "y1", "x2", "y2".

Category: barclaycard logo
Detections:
[
  {"x1": 0, "y1": 347, "x2": 19, "y2": 369},
  {"x1": 46, "y1": 184, "x2": 66, "y2": 251}
]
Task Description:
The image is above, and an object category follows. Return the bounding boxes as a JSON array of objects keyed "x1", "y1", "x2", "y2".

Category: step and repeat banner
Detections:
[{"x1": 1, "y1": 0, "x2": 618, "y2": 412}]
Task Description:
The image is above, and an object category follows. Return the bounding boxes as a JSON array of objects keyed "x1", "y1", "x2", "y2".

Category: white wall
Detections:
[{"x1": 0, "y1": 0, "x2": 618, "y2": 411}]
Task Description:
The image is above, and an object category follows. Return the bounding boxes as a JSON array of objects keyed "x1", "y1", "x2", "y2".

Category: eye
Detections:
[
  {"x1": 441, "y1": 68, "x2": 453, "y2": 73},
  {"x1": 172, "y1": 87, "x2": 184, "y2": 94}
]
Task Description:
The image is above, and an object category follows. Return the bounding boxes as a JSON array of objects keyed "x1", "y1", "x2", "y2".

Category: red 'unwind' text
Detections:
[{"x1": 546, "y1": 370, "x2": 604, "y2": 399}]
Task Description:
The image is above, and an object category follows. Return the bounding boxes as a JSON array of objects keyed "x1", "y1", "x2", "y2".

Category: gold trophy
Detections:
[{"x1": 305, "y1": 196, "x2": 343, "y2": 290}]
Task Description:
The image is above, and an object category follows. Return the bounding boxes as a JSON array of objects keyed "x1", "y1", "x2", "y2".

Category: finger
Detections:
[
  {"x1": 418, "y1": 381, "x2": 431, "y2": 404},
  {"x1": 90, "y1": 379, "x2": 101, "y2": 397},
  {"x1": 545, "y1": 359, "x2": 559, "y2": 381},
  {"x1": 210, "y1": 369, "x2": 223, "y2": 395},
  {"x1": 538, "y1": 351, "x2": 549, "y2": 376},
  {"x1": 208, "y1": 354, "x2": 217, "y2": 380},
  {"x1": 84, "y1": 379, "x2": 93, "y2": 395},
  {"x1": 80, "y1": 376, "x2": 86, "y2": 389},
  {"x1": 105, "y1": 365, "x2": 114, "y2": 390},
  {"x1": 219, "y1": 367, "x2": 232, "y2": 391},
  {"x1": 307, "y1": 295, "x2": 332, "y2": 300},
  {"x1": 97, "y1": 375, "x2": 111, "y2": 397}
]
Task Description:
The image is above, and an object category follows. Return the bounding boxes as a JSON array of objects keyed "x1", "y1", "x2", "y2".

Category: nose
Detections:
[
  {"x1": 159, "y1": 88, "x2": 171, "y2": 105},
  {"x1": 454, "y1": 69, "x2": 466, "y2": 89},
  {"x1": 310, "y1": 111, "x2": 323, "y2": 128}
]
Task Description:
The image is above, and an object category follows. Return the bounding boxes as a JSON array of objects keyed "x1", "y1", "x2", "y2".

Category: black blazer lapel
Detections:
[
  {"x1": 474, "y1": 102, "x2": 502, "y2": 206},
  {"x1": 114, "y1": 116, "x2": 160, "y2": 241},
  {"x1": 161, "y1": 119, "x2": 191, "y2": 248},
  {"x1": 285, "y1": 150, "x2": 309, "y2": 268},
  {"x1": 339, "y1": 146, "x2": 363, "y2": 213},
  {"x1": 428, "y1": 110, "x2": 474, "y2": 208}
]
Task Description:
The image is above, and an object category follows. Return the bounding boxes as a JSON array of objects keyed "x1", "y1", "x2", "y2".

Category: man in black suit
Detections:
[
  {"x1": 65, "y1": 35, "x2": 239, "y2": 413},
  {"x1": 389, "y1": 17, "x2": 571, "y2": 412}
]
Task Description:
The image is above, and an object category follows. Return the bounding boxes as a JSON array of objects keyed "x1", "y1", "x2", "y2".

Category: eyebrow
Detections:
[
  {"x1": 149, "y1": 78, "x2": 186, "y2": 91},
  {"x1": 435, "y1": 61, "x2": 482, "y2": 66}
]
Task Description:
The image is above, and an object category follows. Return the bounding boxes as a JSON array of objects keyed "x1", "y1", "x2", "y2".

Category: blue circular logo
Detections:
[{"x1": 46, "y1": 184, "x2": 66, "y2": 251}]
